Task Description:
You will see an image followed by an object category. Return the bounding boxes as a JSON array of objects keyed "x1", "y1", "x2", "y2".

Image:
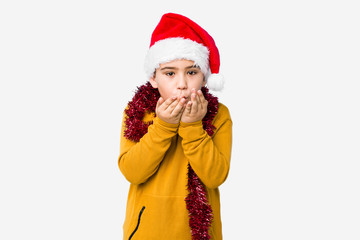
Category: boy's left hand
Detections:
[{"x1": 181, "y1": 89, "x2": 208, "y2": 123}]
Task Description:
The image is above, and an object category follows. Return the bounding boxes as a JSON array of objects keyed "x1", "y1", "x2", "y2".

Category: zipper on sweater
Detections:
[{"x1": 128, "y1": 206, "x2": 145, "y2": 240}]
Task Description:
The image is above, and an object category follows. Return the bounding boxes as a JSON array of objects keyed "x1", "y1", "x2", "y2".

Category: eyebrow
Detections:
[
  {"x1": 186, "y1": 65, "x2": 200, "y2": 69},
  {"x1": 159, "y1": 65, "x2": 200, "y2": 71}
]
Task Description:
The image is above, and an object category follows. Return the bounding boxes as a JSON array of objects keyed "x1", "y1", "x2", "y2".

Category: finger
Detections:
[
  {"x1": 156, "y1": 97, "x2": 164, "y2": 109},
  {"x1": 166, "y1": 97, "x2": 180, "y2": 112},
  {"x1": 198, "y1": 90, "x2": 208, "y2": 111},
  {"x1": 195, "y1": 91, "x2": 202, "y2": 110},
  {"x1": 191, "y1": 92, "x2": 198, "y2": 112},
  {"x1": 156, "y1": 97, "x2": 164, "y2": 114},
  {"x1": 160, "y1": 96, "x2": 177, "y2": 110},
  {"x1": 171, "y1": 98, "x2": 186, "y2": 116},
  {"x1": 179, "y1": 104, "x2": 186, "y2": 115},
  {"x1": 197, "y1": 90, "x2": 206, "y2": 105},
  {"x1": 184, "y1": 101, "x2": 192, "y2": 114}
]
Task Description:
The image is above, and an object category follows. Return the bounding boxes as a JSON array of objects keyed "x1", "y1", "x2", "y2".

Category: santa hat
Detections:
[{"x1": 144, "y1": 13, "x2": 224, "y2": 91}]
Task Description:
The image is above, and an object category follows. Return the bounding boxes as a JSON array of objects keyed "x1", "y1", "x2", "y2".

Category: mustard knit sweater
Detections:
[{"x1": 118, "y1": 103, "x2": 232, "y2": 239}]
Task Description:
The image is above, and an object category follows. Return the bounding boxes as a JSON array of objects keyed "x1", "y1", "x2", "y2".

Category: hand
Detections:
[
  {"x1": 156, "y1": 96, "x2": 186, "y2": 124},
  {"x1": 181, "y1": 89, "x2": 208, "y2": 123}
]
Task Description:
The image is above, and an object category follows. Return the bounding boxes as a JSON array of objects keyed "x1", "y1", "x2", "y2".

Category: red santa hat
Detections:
[{"x1": 144, "y1": 13, "x2": 224, "y2": 91}]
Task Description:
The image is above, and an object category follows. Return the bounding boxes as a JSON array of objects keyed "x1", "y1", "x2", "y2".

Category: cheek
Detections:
[
  {"x1": 158, "y1": 83, "x2": 177, "y2": 99},
  {"x1": 190, "y1": 77, "x2": 205, "y2": 90}
]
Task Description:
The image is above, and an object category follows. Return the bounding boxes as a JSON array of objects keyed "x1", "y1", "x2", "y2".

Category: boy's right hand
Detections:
[{"x1": 155, "y1": 96, "x2": 186, "y2": 124}]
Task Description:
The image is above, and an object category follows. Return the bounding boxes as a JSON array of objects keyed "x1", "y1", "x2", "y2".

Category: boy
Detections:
[{"x1": 118, "y1": 13, "x2": 232, "y2": 240}]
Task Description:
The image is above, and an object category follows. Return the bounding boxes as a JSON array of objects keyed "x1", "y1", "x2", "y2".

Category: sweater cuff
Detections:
[
  {"x1": 152, "y1": 117, "x2": 179, "y2": 135},
  {"x1": 178, "y1": 120, "x2": 206, "y2": 140}
]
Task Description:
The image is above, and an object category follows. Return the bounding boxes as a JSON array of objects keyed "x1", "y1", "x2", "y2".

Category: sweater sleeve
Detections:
[
  {"x1": 178, "y1": 103, "x2": 233, "y2": 189},
  {"x1": 118, "y1": 111, "x2": 179, "y2": 185}
]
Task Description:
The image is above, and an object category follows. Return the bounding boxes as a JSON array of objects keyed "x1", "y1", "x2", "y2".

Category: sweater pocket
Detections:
[
  {"x1": 126, "y1": 194, "x2": 192, "y2": 239},
  {"x1": 128, "y1": 206, "x2": 145, "y2": 240}
]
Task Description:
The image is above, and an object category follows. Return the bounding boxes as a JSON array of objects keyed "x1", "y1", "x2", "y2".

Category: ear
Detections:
[
  {"x1": 149, "y1": 74, "x2": 158, "y2": 89},
  {"x1": 202, "y1": 77, "x2": 206, "y2": 87}
]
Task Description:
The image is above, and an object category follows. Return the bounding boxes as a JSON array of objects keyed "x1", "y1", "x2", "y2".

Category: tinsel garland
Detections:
[
  {"x1": 124, "y1": 82, "x2": 218, "y2": 239},
  {"x1": 124, "y1": 82, "x2": 160, "y2": 142}
]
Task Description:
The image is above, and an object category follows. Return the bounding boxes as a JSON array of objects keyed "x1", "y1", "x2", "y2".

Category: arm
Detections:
[
  {"x1": 178, "y1": 104, "x2": 232, "y2": 189},
  {"x1": 118, "y1": 113, "x2": 179, "y2": 185},
  {"x1": 118, "y1": 96, "x2": 186, "y2": 185}
]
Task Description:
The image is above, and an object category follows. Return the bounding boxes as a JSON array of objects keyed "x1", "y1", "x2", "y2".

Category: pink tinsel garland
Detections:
[{"x1": 124, "y1": 82, "x2": 218, "y2": 239}]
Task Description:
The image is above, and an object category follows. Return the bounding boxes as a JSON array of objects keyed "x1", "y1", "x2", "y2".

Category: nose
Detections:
[{"x1": 177, "y1": 73, "x2": 188, "y2": 90}]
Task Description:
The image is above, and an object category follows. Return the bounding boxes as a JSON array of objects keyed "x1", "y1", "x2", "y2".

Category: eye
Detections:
[
  {"x1": 188, "y1": 70, "x2": 198, "y2": 75},
  {"x1": 165, "y1": 72, "x2": 175, "y2": 76}
]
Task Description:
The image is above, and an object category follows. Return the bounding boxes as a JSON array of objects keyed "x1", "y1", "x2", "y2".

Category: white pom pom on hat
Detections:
[
  {"x1": 206, "y1": 73, "x2": 225, "y2": 91},
  {"x1": 144, "y1": 13, "x2": 224, "y2": 91}
]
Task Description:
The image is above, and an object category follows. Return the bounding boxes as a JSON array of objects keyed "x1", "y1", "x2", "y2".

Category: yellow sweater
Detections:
[{"x1": 118, "y1": 103, "x2": 232, "y2": 239}]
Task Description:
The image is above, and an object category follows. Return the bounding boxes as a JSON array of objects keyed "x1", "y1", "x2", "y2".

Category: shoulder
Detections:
[
  {"x1": 212, "y1": 102, "x2": 232, "y2": 127},
  {"x1": 216, "y1": 102, "x2": 231, "y2": 120},
  {"x1": 122, "y1": 105, "x2": 155, "y2": 123},
  {"x1": 218, "y1": 102, "x2": 230, "y2": 115}
]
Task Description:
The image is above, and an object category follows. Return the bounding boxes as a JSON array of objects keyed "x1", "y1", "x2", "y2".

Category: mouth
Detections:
[{"x1": 180, "y1": 96, "x2": 189, "y2": 102}]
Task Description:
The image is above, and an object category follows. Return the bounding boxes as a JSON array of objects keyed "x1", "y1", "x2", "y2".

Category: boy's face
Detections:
[{"x1": 149, "y1": 59, "x2": 205, "y2": 102}]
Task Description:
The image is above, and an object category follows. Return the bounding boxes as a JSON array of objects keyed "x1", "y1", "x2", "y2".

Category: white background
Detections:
[{"x1": 1, "y1": 0, "x2": 359, "y2": 239}]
